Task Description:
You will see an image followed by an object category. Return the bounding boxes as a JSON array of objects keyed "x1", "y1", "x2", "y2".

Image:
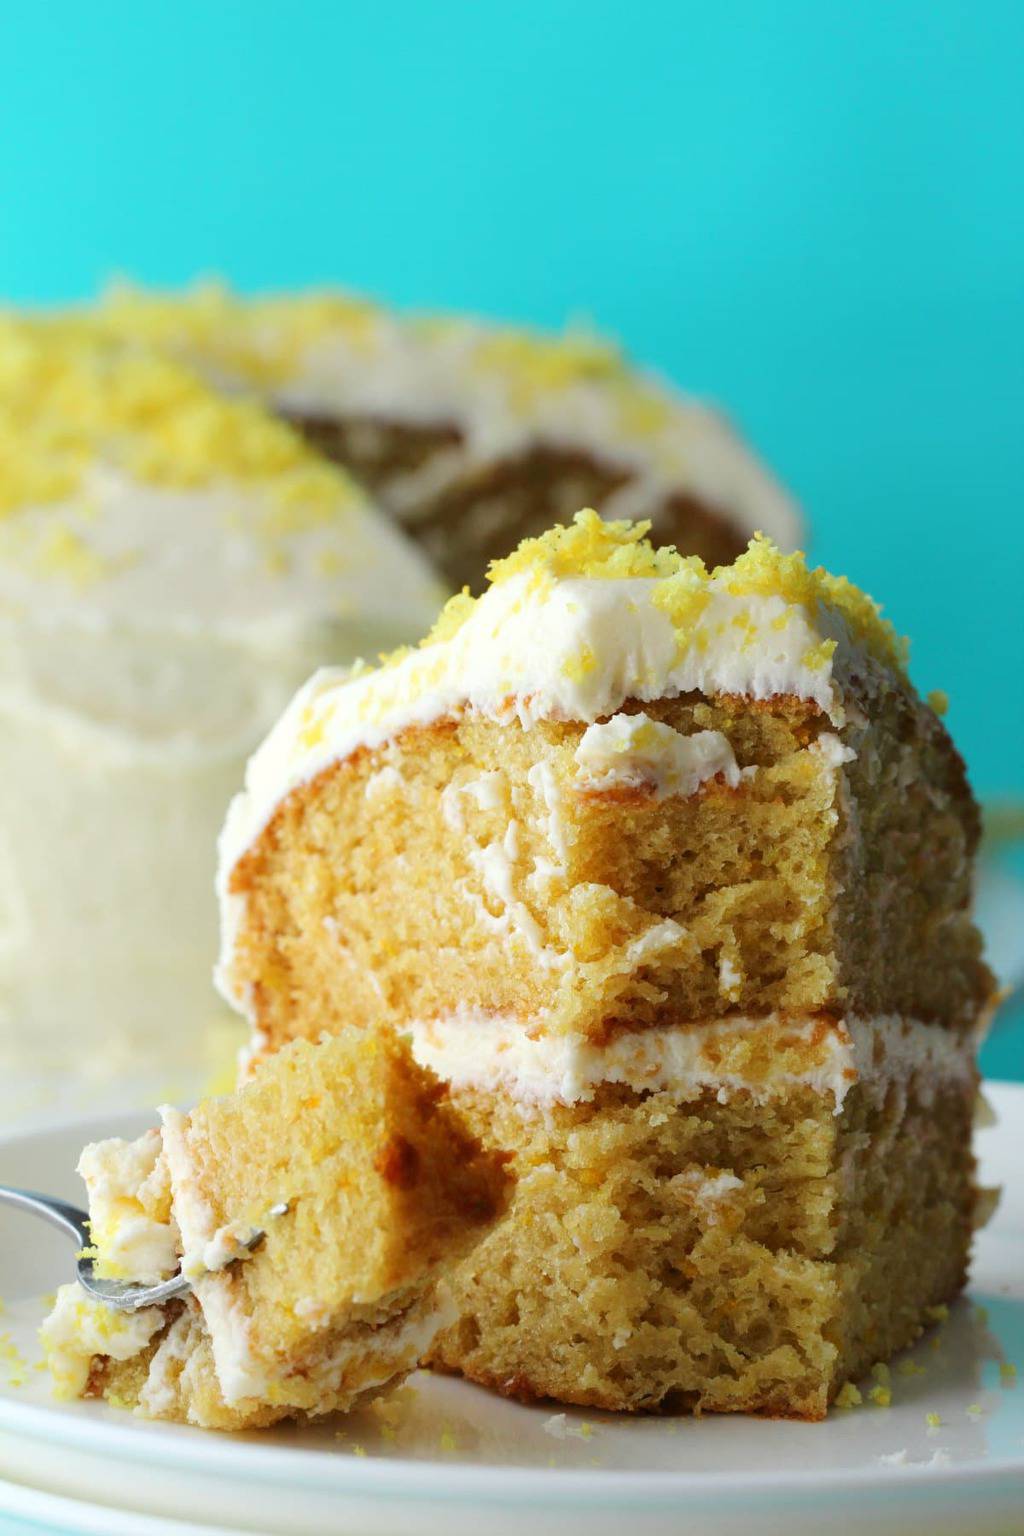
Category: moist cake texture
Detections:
[
  {"x1": 42, "y1": 1029, "x2": 507, "y2": 1428},
  {"x1": 0, "y1": 321, "x2": 443, "y2": 1090},
  {"x1": 69, "y1": 281, "x2": 801, "y2": 589},
  {"x1": 215, "y1": 511, "x2": 993, "y2": 1417}
]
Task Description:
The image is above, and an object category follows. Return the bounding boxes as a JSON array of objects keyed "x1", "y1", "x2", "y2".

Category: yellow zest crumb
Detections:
[
  {"x1": 0, "y1": 317, "x2": 362, "y2": 524},
  {"x1": 474, "y1": 328, "x2": 622, "y2": 412},
  {"x1": 561, "y1": 644, "x2": 597, "y2": 683},
  {"x1": 489, "y1": 507, "x2": 683, "y2": 586},
  {"x1": 925, "y1": 1412, "x2": 942, "y2": 1428},
  {"x1": 927, "y1": 689, "x2": 949, "y2": 716},
  {"x1": 90, "y1": 280, "x2": 381, "y2": 386},
  {"x1": 720, "y1": 531, "x2": 908, "y2": 670}
]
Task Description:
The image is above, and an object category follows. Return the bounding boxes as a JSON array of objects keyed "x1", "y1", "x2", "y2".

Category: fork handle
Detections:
[{"x1": 0, "y1": 1184, "x2": 91, "y2": 1249}]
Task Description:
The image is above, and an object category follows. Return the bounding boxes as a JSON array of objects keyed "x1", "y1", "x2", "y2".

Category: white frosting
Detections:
[
  {"x1": 216, "y1": 564, "x2": 861, "y2": 1003},
  {"x1": 0, "y1": 463, "x2": 443, "y2": 1085},
  {"x1": 574, "y1": 714, "x2": 741, "y2": 798},
  {"x1": 41, "y1": 1282, "x2": 164, "y2": 1399},
  {"x1": 284, "y1": 320, "x2": 801, "y2": 551},
  {"x1": 77, "y1": 1132, "x2": 179, "y2": 1283},
  {"x1": 190, "y1": 1220, "x2": 262, "y2": 1280},
  {"x1": 407, "y1": 1011, "x2": 977, "y2": 1112},
  {"x1": 130, "y1": 293, "x2": 800, "y2": 551},
  {"x1": 669, "y1": 1168, "x2": 744, "y2": 1223},
  {"x1": 158, "y1": 1104, "x2": 268, "y2": 1401}
]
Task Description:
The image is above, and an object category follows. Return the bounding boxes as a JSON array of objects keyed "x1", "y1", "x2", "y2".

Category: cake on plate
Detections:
[
  {"x1": 42, "y1": 1027, "x2": 508, "y2": 1428},
  {"x1": 0, "y1": 320, "x2": 443, "y2": 1101},
  {"x1": 71, "y1": 281, "x2": 800, "y2": 589},
  {"x1": 216, "y1": 510, "x2": 992, "y2": 1418}
]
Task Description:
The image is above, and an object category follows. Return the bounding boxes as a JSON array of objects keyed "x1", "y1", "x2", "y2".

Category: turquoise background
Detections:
[{"x1": 0, "y1": 1, "x2": 1021, "y2": 1091}]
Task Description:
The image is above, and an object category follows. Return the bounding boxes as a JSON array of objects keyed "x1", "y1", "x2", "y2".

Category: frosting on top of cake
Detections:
[
  {"x1": 0, "y1": 316, "x2": 351, "y2": 517},
  {"x1": 0, "y1": 320, "x2": 445, "y2": 717},
  {"x1": 217, "y1": 510, "x2": 907, "y2": 896},
  {"x1": 69, "y1": 281, "x2": 802, "y2": 550}
]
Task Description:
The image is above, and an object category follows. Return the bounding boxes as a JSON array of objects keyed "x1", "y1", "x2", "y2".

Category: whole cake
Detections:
[
  {"x1": 74, "y1": 282, "x2": 800, "y2": 590},
  {"x1": 43, "y1": 1026, "x2": 508, "y2": 1427},
  {"x1": 216, "y1": 511, "x2": 992, "y2": 1418},
  {"x1": 0, "y1": 321, "x2": 443, "y2": 1098}
]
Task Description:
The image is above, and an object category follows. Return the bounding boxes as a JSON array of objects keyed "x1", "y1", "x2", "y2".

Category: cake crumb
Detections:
[
  {"x1": 965, "y1": 1402, "x2": 984, "y2": 1419},
  {"x1": 868, "y1": 1385, "x2": 892, "y2": 1407},
  {"x1": 542, "y1": 1412, "x2": 596, "y2": 1440},
  {"x1": 834, "y1": 1382, "x2": 862, "y2": 1409},
  {"x1": 925, "y1": 1411, "x2": 942, "y2": 1431},
  {"x1": 999, "y1": 1361, "x2": 1017, "y2": 1384}
]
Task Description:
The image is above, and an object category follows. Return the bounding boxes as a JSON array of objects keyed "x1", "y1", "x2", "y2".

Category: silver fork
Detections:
[{"x1": 0, "y1": 1185, "x2": 277, "y2": 1312}]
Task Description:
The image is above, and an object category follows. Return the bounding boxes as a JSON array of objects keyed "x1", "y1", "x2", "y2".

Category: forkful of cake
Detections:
[
  {"x1": 3, "y1": 1027, "x2": 507, "y2": 1430},
  {"x1": 0, "y1": 1182, "x2": 288, "y2": 1310}
]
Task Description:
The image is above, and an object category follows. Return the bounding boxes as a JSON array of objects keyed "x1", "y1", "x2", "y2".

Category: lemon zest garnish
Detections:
[
  {"x1": 474, "y1": 328, "x2": 622, "y2": 412},
  {"x1": 0, "y1": 318, "x2": 362, "y2": 527}
]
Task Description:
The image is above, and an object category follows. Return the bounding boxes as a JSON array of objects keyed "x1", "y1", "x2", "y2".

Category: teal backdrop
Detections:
[{"x1": 0, "y1": 1, "x2": 1021, "y2": 1080}]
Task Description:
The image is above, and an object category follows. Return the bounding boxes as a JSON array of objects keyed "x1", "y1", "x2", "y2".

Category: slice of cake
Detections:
[
  {"x1": 42, "y1": 1028, "x2": 507, "y2": 1429},
  {"x1": 215, "y1": 510, "x2": 992, "y2": 1419},
  {"x1": 0, "y1": 320, "x2": 443, "y2": 1100},
  {"x1": 73, "y1": 281, "x2": 800, "y2": 588}
]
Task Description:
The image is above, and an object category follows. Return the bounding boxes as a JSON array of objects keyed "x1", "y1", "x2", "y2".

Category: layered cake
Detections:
[
  {"x1": 216, "y1": 511, "x2": 992, "y2": 1418},
  {"x1": 72, "y1": 281, "x2": 800, "y2": 589},
  {"x1": 42, "y1": 1027, "x2": 508, "y2": 1428},
  {"x1": 0, "y1": 321, "x2": 443, "y2": 1094}
]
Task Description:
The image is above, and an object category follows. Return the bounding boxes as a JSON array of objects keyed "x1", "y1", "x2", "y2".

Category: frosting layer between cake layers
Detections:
[{"x1": 408, "y1": 1012, "x2": 979, "y2": 1113}]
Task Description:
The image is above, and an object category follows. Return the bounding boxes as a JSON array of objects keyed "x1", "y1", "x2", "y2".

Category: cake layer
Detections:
[
  {"x1": 427, "y1": 1070, "x2": 978, "y2": 1416},
  {"x1": 221, "y1": 696, "x2": 986, "y2": 1047},
  {"x1": 218, "y1": 516, "x2": 989, "y2": 1044}
]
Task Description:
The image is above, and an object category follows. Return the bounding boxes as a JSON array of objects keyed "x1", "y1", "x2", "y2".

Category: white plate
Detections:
[{"x1": 0, "y1": 1092, "x2": 1021, "y2": 1536}]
